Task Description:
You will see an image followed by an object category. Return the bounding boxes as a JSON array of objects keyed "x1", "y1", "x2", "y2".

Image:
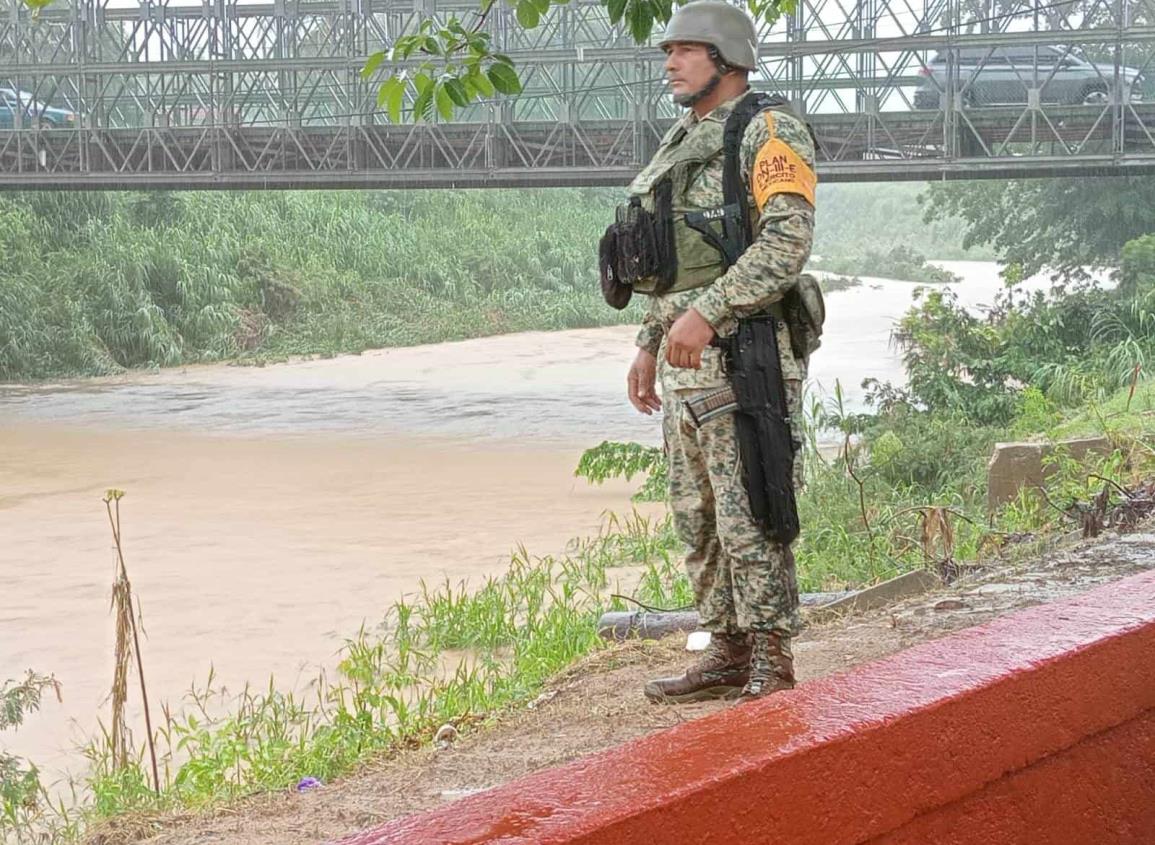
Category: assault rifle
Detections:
[{"x1": 713, "y1": 314, "x2": 800, "y2": 545}]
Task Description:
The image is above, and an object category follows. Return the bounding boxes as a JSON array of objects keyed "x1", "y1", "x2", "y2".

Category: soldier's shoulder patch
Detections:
[{"x1": 751, "y1": 111, "x2": 817, "y2": 211}]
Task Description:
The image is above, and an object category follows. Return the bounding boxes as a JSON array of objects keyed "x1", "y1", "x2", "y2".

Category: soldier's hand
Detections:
[
  {"x1": 666, "y1": 308, "x2": 715, "y2": 370},
  {"x1": 628, "y1": 349, "x2": 662, "y2": 415}
]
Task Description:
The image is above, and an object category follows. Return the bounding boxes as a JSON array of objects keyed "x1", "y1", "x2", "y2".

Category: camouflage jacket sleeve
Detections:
[
  {"x1": 691, "y1": 109, "x2": 816, "y2": 330},
  {"x1": 635, "y1": 295, "x2": 665, "y2": 355}
]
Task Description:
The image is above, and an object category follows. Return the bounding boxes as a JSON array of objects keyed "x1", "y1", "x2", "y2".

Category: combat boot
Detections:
[
  {"x1": 644, "y1": 633, "x2": 751, "y2": 704},
  {"x1": 735, "y1": 631, "x2": 795, "y2": 703}
]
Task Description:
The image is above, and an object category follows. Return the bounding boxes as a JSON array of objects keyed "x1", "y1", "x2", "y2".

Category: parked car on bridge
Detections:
[
  {"x1": 913, "y1": 46, "x2": 1144, "y2": 108},
  {"x1": 0, "y1": 87, "x2": 78, "y2": 129}
]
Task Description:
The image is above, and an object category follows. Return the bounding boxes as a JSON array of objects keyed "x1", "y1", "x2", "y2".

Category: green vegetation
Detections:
[
  {"x1": 5, "y1": 512, "x2": 685, "y2": 841},
  {"x1": 0, "y1": 183, "x2": 981, "y2": 383},
  {"x1": 922, "y1": 176, "x2": 1155, "y2": 281},
  {"x1": 811, "y1": 244, "x2": 961, "y2": 285},
  {"x1": 360, "y1": 0, "x2": 795, "y2": 124},
  {"x1": 814, "y1": 274, "x2": 861, "y2": 293},
  {"x1": 0, "y1": 189, "x2": 636, "y2": 381},
  {"x1": 884, "y1": 233, "x2": 1155, "y2": 424},
  {"x1": 575, "y1": 441, "x2": 668, "y2": 502},
  {"x1": 1, "y1": 672, "x2": 68, "y2": 842}
]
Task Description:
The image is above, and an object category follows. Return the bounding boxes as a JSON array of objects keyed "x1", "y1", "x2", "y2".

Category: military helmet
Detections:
[{"x1": 657, "y1": 1, "x2": 759, "y2": 71}]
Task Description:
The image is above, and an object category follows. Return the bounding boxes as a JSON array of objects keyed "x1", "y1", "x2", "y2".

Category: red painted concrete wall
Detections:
[{"x1": 333, "y1": 570, "x2": 1155, "y2": 845}]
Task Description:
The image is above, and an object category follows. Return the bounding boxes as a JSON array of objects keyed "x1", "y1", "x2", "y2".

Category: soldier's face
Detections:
[{"x1": 663, "y1": 42, "x2": 716, "y2": 100}]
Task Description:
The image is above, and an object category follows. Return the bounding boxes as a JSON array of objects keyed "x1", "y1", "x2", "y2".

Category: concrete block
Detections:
[
  {"x1": 987, "y1": 436, "x2": 1111, "y2": 512},
  {"x1": 807, "y1": 568, "x2": 941, "y2": 624}
]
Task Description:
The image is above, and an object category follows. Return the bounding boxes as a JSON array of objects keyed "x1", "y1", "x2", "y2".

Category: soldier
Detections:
[{"x1": 607, "y1": 1, "x2": 816, "y2": 703}]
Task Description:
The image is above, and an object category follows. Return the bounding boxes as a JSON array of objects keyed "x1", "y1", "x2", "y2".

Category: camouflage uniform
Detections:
[{"x1": 632, "y1": 91, "x2": 815, "y2": 638}]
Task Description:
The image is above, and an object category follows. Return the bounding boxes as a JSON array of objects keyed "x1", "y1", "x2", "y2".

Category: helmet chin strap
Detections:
[
  {"x1": 672, "y1": 47, "x2": 734, "y2": 108},
  {"x1": 673, "y1": 71, "x2": 723, "y2": 107}
]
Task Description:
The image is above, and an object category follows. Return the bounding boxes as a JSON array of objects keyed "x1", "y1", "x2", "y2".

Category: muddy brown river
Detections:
[{"x1": 0, "y1": 261, "x2": 1030, "y2": 781}]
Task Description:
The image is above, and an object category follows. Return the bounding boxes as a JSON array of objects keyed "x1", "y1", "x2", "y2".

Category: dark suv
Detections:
[
  {"x1": 0, "y1": 87, "x2": 78, "y2": 129},
  {"x1": 913, "y1": 46, "x2": 1143, "y2": 109}
]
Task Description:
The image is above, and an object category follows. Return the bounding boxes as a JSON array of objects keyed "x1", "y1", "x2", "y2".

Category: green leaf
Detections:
[
  {"x1": 493, "y1": 53, "x2": 515, "y2": 67},
  {"x1": 434, "y1": 82, "x2": 454, "y2": 120},
  {"x1": 627, "y1": 0, "x2": 654, "y2": 42},
  {"x1": 386, "y1": 79, "x2": 406, "y2": 123},
  {"x1": 414, "y1": 72, "x2": 434, "y2": 96},
  {"x1": 445, "y1": 78, "x2": 472, "y2": 107},
  {"x1": 607, "y1": 0, "x2": 627, "y2": 24},
  {"x1": 470, "y1": 68, "x2": 496, "y2": 97},
  {"x1": 532, "y1": 0, "x2": 551, "y2": 13},
  {"x1": 487, "y1": 63, "x2": 522, "y2": 95},
  {"x1": 376, "y1": 77, "x2": 401, "y2": 109},
  {"x1": 516, "y1": 0, "x2": 541, "y2": 28},
  {"x1": 413, "y1": 85, "x2": 434, "y2": 122},
  {"x1": 361, "y1": 51, "x2": 386, "y2": 81}
]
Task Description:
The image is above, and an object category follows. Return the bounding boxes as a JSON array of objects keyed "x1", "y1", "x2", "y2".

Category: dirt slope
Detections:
[{"x1": 88, "y1": 529, "x2": 1155, "y2": 845}]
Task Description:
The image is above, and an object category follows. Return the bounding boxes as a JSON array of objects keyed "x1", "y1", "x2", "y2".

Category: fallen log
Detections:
[{"x1": 597, "y1": 592, "x2": 850, "y2": 641}]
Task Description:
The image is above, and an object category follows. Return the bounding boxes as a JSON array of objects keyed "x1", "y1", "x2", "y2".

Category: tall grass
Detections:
[{"x1": 0, "y1": 189, "x2": 637, "y2": 381}]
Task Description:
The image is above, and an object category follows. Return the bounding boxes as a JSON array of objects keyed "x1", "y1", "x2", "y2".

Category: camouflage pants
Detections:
[{"x1": 663, "y1": 383, "x2": 804, "y2": 636}]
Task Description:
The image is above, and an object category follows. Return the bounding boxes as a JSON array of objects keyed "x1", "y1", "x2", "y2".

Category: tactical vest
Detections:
[
  {"x1": 598, "y1": 92, "x2": 825, "y2": 359},
  {"x1": 625, "y1": 94, "x2": 798, "y2": 295}
]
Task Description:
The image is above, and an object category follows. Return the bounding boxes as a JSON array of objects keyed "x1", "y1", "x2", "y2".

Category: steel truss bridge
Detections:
[{"x1": 2, "y1": 0, "x2": 1155, "y2": 189}]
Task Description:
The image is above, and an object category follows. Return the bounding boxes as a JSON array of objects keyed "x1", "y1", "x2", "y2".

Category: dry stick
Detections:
[
  {"x1": 1087, "y1": 473, "x2": 1133, "y2": 499},
  {"x1": 841, "y1": 433, "x2": 880, "y2": 581},
  {"x1": 843, "y1": 433, "x2": 874, "y2": 544},
  {"x1": 886, "y1": 505, "x2": 979, "y2": 527},
  {"x1": 1126, "y1": 362, "x2": 1142, "y2": 413},
  {"x1": 104, "y1": 492, "x2": 161, "y2": 795},
  {"x1": 1037, "y1": 485, "x2": 1074, "y2": 520}
]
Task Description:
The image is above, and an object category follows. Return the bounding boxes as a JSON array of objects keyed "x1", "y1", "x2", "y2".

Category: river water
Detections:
[{"x1": 0, "y1": 260, "x2": 1028, "y2": 780}]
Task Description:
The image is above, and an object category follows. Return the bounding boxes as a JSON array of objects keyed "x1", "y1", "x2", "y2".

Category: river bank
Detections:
[
  {"x1": 0, "y1": 263, "x2": 1022, "y2": 773},
  {"x1": 1, "y1": 260, "x2": 1061, "y2": 837},
  {"x1": 100, "y1": 525, "x2": 1155, "y2": 845}
]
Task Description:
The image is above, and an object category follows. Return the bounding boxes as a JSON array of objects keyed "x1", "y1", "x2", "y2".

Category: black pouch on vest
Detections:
[{"x1": 598, "y1": 179, "x2": 676, "y2": 308}]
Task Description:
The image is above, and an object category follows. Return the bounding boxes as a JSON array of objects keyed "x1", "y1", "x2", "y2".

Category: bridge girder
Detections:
[{"x1": 2, "y1": 0, "x2": 1155, "y2": 188}]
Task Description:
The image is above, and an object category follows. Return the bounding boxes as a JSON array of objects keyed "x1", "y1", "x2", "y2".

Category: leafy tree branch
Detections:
[{"x1": 357, "y1": 0, "x2": 795, "y2": 122}]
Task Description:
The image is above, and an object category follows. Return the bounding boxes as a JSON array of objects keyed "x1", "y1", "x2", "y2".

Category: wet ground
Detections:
[{"x1": 99, "y1": 527, "x2": 1155, "y2": 845}]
